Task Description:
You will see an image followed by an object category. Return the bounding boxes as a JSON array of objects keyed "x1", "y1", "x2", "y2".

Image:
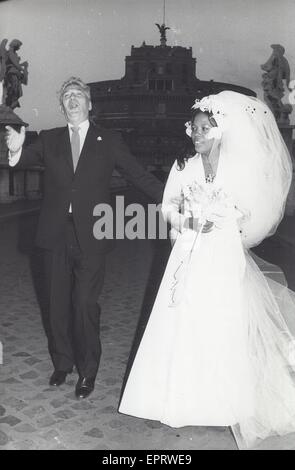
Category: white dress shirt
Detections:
[
  {"x1": 8, "y1": 147, "x2": 22, "y2": 167},
  {"x1": 68, "y1": 119, "x2": 90, "y2": 156}
]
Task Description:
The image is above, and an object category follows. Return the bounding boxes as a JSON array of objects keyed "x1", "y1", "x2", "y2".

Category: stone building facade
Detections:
[
  {"x1": 89, "y1": 33, "x2": 255, "y2": 169},
  {"x1": 0, "y1": 28, "x2": 262, "y2": 203}
]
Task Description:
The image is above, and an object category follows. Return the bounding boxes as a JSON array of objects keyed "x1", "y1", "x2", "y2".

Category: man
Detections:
[{"x1": 6, "y1": 77, "x2": 163, "y2": 399}]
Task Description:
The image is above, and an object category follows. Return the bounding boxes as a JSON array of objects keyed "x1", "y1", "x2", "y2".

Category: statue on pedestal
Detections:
[
  {"x1": 261, "y1": 44, "x2": 292, "y2": 124},
  {"x1": 0, "y1": 39, "x2": 8, "y2": 81},
  {"x1": 0, "y1": 38, "x2": 28, "y2": 164},
  {"x1": 155, "y1": 23, "x2": 170, "y2": 46},
  {"x1": 0, "y1": 38, "x2": 28, "y2": 109}
]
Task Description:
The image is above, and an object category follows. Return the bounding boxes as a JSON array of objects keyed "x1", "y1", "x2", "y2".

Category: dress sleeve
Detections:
[{"x1": 161, "y1": 161, "x2": 186, "y2": 233}]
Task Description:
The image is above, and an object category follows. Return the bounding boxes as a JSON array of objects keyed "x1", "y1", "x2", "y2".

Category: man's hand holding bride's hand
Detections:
[
  {"x1": 184, "y1": 217, "x2": 214, "y2": 233},
  {"x1": 184, "y1": 217, "x2": 199, "y2": 231},
  {"x1": 201, "y1": 220, "x2": 214, "y2": 233}
]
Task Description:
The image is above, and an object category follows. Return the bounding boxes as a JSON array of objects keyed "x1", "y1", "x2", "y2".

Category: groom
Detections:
[{"x1": 6, "y1": 76, "x2": 163, "y2": 399}]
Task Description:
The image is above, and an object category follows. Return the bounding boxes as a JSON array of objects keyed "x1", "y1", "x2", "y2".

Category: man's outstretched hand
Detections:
[{"x1": 5, "y1": 125, "x2": 25, "y2": 154}]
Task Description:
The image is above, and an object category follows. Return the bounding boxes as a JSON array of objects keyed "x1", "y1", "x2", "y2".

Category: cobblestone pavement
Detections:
[{"x1": 0, "y1": 212, "x2": 295, "y2": 451}]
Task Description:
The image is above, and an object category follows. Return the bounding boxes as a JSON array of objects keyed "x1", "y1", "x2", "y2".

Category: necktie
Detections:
[{"x1": 71, "y1": 127, "x2": 80, "y2": 171}]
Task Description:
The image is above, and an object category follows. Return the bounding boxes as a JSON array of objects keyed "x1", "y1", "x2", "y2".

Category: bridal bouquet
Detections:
[
  {"x1": 170, "y1": 180, "x2": 233, "y2": 306},
  {"x1": 184, "y1": 180, "x2": 232, "y2": 228}
]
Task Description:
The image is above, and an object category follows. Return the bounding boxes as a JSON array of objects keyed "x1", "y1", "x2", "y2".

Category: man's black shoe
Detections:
[
  {"x1": 75, "y1": 377, "x2": 95, "y2": 399},
  {"x1": 49, "y1": 370, "x2": 71, "y2": 386}
]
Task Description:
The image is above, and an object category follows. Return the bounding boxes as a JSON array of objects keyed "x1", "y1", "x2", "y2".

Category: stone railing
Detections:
[
  {"x1": 0, "y1": 129, "x2": 44, "y2": 204},
  {"x1": 0, "y1": 162, "x2": 44, "y2": 203}
]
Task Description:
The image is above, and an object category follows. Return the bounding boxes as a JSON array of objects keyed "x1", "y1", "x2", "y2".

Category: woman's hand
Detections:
[{"x1": 202, "y1": 220, "x2": 214, "y2": 233}]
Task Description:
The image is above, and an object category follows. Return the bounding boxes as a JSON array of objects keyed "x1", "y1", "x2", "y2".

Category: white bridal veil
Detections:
[{"x1": 192, "y1": 91, "x2": 293, "y2": 248}]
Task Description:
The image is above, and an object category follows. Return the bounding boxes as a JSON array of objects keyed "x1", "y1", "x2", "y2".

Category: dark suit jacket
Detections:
[{"x1": 15, "y1": 124, "x2": 164, "y2": 253}]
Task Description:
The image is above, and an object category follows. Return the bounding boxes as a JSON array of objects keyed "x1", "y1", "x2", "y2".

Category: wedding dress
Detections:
[{"x1": 119, "y1": 153, "x2": 295, "y2": 450}]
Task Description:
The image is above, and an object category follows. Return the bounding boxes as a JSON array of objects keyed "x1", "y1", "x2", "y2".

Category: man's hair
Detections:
[{"x1": 58, "y1": 77, "x2": 91, "y2": 106}]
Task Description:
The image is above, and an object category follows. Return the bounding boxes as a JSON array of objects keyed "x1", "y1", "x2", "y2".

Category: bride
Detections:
[{"x1": 118, "y1": 91, "x2": 295, "y2": 450}]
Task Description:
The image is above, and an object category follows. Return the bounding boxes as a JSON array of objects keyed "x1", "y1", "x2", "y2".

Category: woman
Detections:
[{"x1": 118, "y1": 91, "x2": 295, "y2": 449}]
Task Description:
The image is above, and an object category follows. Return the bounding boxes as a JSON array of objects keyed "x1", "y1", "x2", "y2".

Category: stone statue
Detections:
[
  {"x1": 0, "y1": 40, "x2": 28, "y2": 167},
  {"x1": 155, "y1": 23, "x2": 170, "y2": 46},
  {"x1": 2, "y1": 38, "x2": 28, "y2": 109},
  {"x1": 261, "y1": 44, "x2": 292, "y2": 124},
  {"x1": 0, "y1": 39, "x2": 8, "y2": 82},
  {"x1": 0, "y1": 80, "x2": 4, "y2": 105}
]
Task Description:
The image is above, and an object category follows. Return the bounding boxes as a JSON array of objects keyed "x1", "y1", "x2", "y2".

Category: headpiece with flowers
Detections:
[{"x1": 185, "y1": 95, "x2": 226, "y2": 140}]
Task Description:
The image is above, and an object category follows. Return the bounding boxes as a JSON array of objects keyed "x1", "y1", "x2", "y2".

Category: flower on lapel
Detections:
[{"x1": 97, "y1": 136, "x2": 102, "y2": 141}]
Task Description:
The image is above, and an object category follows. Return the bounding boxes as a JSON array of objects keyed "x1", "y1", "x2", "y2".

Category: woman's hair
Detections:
[{"x1": 176, "y1": 109, "x2": 217, "y2": 171}]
